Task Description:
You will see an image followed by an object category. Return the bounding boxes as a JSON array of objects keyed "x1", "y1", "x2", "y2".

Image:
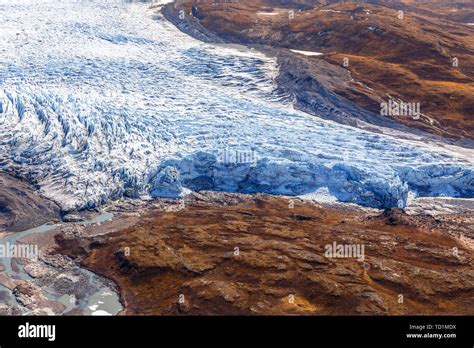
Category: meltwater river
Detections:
[
  {"x1": 0, "y1": 213, "x2": 123, "y2": 315},
  {"x1": 0, "y1": 0, "x2": 473, "y2": 211}
]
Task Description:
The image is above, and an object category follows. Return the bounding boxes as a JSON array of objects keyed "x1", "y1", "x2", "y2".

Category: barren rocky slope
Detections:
[
  {"x1": 0, "y1": 174, "x2": 59, "y2": 232},
  {"x1": 56, "y1": 193, "x2": 474, "y2": 315}
]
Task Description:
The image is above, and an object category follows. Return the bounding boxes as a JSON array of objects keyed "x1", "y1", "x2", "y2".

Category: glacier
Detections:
[{"x1": 0, "y1": 0, "x2": 473, "y2": 211}]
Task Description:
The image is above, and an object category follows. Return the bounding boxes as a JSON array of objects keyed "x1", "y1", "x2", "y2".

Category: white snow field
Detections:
[{"x1": 0, "y1": 0, "x2": 473, "y2": 211}]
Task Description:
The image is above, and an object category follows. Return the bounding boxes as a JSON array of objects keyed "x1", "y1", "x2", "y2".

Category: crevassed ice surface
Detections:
[{"x1": 0, "y1": 0, "x2": 473, "y2": 211}]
